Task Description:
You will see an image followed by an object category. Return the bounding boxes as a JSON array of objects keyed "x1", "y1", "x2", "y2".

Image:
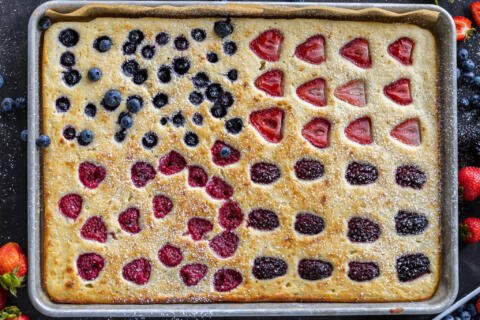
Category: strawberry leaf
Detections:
[
  {"x1": 0, "y1": 306, "x2": 21, "y2": 319},
  {"x1": 0, "y1": 270, "x2": 24, "y2": 297}
]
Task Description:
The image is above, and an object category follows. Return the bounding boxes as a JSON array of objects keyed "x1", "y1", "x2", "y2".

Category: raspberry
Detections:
[
  {"x1": 396, "y1": 253, "x2": 430, "y2": 282},
  {"x1": 206, "y1": 176, "x2": 233, "y2": 200},
  {"x1": 158, "y1": 243, "x2": 183, "y2": 267},
  {"x1": 186, "y1": 217, "x2": 213, "y2": 241},
  {"x1": 131, "y1": 161, "x2": 156, "y2": 188},
  {"x1": 180, "y1": 263, "x2": 208, "y2": 286},
  {"x1": 252, "y1": 257, "x2": 288, "y2": 280},
  {"x1": 294, "y1": 159, "x2": 324, "y2": 180},
  {"x1": 79, "y1": 162, "x2": 106, "y2": 189},
  {"x1": 213, "y1": 268, "x2": 242, "y2": 292},
  {"x1": 298, "y1": 259, "x2": 333, "y2": 280},
  {"x1": 187, "y1": 166, "x2": 208, "y2": 187},
  {"x1": 152, "y1": 194, "x2": 173, "y2": 218},
  {"x1": 122, "y1": 258, "x2": 151, "y2": 285},
  {"x1": 76, "y1": 253, "x2": 104, "y2": 281},
  {"x1": 395, "y1": 165, "x2": 426, "y2": 189},
  {"x1": 395, "y1": 211, "x2": 428, "y2": 235},
  {"x1": 158, "y1": 150, "x2": 187, "y2": 175},
  {"x1": 209, "y1": 231, "x2": 239, "y2": 258},
  {"x1": 347, "y1": 217, "x2": 380, "y2": 243},
  {"x1": 294, "y1": 213, "x2": 324, "y2": 235},
  {"x1": 218, "y1": 201, "x2": 243, "y2": 230},
  {"x1": 58, "y1": 193, "x2": 83, "y2": 219},
  {"x1": 348, "y1": 261, "x2": 380, "y2": 282},
  {"x1": 118, "y1": 207, "x2": 141, "y2": 234},
  {"x1": 80, "y1": 216, "x2": 107, "y2": 243},
  {"x1": 247, "y1": 209, "x2": 279, "y2": 231},
  {"x1": 345, "y1": 161, "x2": 378, "y2": 185},
  {"x1": 250, "y1": 162, "x2": 281, "y2": 184},
  {"x1": 211, "y1": 140, "x2": 241, "y2": 166}
]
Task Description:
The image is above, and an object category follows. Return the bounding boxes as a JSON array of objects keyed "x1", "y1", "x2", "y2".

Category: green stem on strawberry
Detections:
[
  {"x1": 0, "y1": 268, "x2": 24, "y2": 297},
  {"x1": 0, "y1": 306, "x2": 21, "y2": 320}
]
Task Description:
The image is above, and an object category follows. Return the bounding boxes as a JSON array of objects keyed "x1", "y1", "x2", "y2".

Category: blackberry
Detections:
[
  {"x1": 142, "y1": 131, "x2": 158, "y2": 149},
  {"x1": 173, "y1": 35, "x2": 189, "y2": 51},
  {"x1": 345, "y1": 162, "x2": 378, "y2": 185},
  {"x1": 60, "y1": 51, "x2": 75, "y2": 67},
  {"x1": 172, "y1": 111, "x2": 185, "y2": 127},
  {"x1": 223, "y1": 41, "x2": 237, "y2": 55},
  {"x1": 395, "y1": 165, "x2": 426, "y2": 189},
  {"x1": 225, "y1": 118, "x2": 243, "y2": 134},
  {"x1": 62, "y1": 69, "x2": 81, "y2": 86},
  {"x1": 63, "y1": 125, "x2": 76, "y2": 140},
  {"x1": 247, "y1": 209, "x2": 280, "y2": 231},
  {"x1": 298, "y1": 259, "x2": 333, "y2": 281},
  {"x1": 59, "y1": 28, "x2": 79, "y2": 47},
  {"x1": 250, "y1": 162, "x2": 281, "y2": 184},
  {"x1": 348, "y1": 262, "x2": 380, "y2": 282},
  {"x1": 122, "y1": 42, "x2": 137, "y2": 55},
  {"x1": 84, "y1": 103, "x2": 97, "y2": 118},
  {"x1": 395, "y1": 210, "x2": 428, "y2": 235},
  {"x1": 206, "y1": 83, "x2": 223, "y2": 101},
  {"x1": 188, "y1": 91, "x2": 204, "y2": 105},
  {"x1": 55, "y1": 96, "x2": 70, "y2": 112},
  {"x1": 347, "y1": 217, "x2": 380, "y2": 243},
  {"x1": 252, "y1": 257, "x2": 288, "y2": 280},
  {"x1": 396, "y1": 253, "x2": 430, "y2": 282},
  {"x1": 214, "y1": 19, "x2": 234, "y2": 38},
  {"x1": 128, "y1": 30, "x2": 144, "y2": 44},
  {"x1": 184, "y1": 132, "x2": 199, "y2": 147},
  {"x1": 157, "y1": 65, "x2": 172, "y2": 83},
  {"x1": 191, "y1": 28, "x2": 206, "y2": 42},
  {"x1": 173, "y1": 57, "x2": 190, "y2": 75},
  {"x1": 192, "y1": 113, "x2": 203, "y2": 126},
  {"x1": 122, "y1": 59, "x2": 139, "y2": 77},
  {"x1": 141, "y1": 45, "x2": 156, "y2": 59},
  {"x1": 156, "y1": 32, "x2": 170, "y2": 46},
  {"x1": 192, "y1": 72, "x2": 210, "y2": 89},
  {"x1": 153, "y1": 93, "x2": 169, "y2": 109},
  {"x1": 294, "y1": 213, "x2": 325, "y2": 235},
  {"x1": 294, "y1": 159, "x2": 324, "y2": 180},
  {"x1": 206, "y1": 52, "x2": 219, "y2": 63}
]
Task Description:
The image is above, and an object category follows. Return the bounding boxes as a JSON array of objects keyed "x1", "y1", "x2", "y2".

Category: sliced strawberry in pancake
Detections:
[
  {"x1": 334, "y1": 80, "x2": 366, "y2": 107},
  {"x1": 388, "y1": 37, "x2": 415, "y2": 65},
  {"x1": 294, "y1": 34, "x2": 326, "y2": 65},
  {"x1": 339, "y1": 38, "x2": 371, "y2": 69},
  {"x1": 345, "y1": 116, "x2": 373, "y2": 145},
  {"x1": 249, "y1": 107, "x2": 285, "y2": 143},
  {"x1": 384, "y1": 78, "x2": 413, "y2": 105},
  {"x1": 254, "y1": 69, "x2": 284, "y2": 97},
  {"x1": 296, "y1": 78, "x2": 327, "y2": 107},
  {"x1": 390, "y1": 118, "x2": 421, "y2": 146},
  {"x1": 249, "y1": 29, "x2": 283, "y2": 62},
  {"x1": 302, "y1": 117, "x2": 331, "y2": 148}
]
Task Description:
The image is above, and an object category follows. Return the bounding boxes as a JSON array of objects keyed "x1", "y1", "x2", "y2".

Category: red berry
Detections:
[
  {"x1": 454, "y1": 16, "x2": 474, "y2": 41},
  {"x1": 180, "y1": 263, "x2": 208, "y2": 286},
  {"x1": 254, "y1": 69, "x2": 284, "y2": 97},
  {"x1": 339, "y1": 38, "x2": 371, "y2": 68},
  {"x1": 158, "y1": 150, "x2": 187, "y2": 175},
  {"x1": 80, "y1": 216, "x2": 107, "y2": 243},
  {"x1": 458, "y1": 167, "x2": 480, "y2": 201},
  {"x1": 187, "y1": 166, "x2": 208, "y2": 187},
  {"x1": 152, "y1": 194, "x2": 173, "y2": 218},
  {"x1": 211, "y1": 140, "x2": 240, "y2": 166},
  {"x1": 218, "y1": 201, "x2": 243, "y2": 230},
  {"x1": 345, "y1": 116, "x2": 373, "y2": 145},
  {"x1": 79, "y1": 162, "x2": 106, "y2": 189},
  {"x1": 58, "y1": 193, "x2": 83, "y2": 220},
  {"x1": 0, "y1": 242, "x2": 27, "y2": 277},
  {"x1": 186, "y1": 217, "x2": 213, "y2": 241},
  {"x1": 302, "y1": 117, "x2": 331, "y2": 149},
  {"x1": 209, "y1": 231, "x2": 239, "y2": 258},
  {"x1": 122, "y1": 258, "x2": 151, "y2": 285},
  {"x1": 249, "y1": 29, "x2": 283, "y2": 62},
  {"x1": 131, "y1": 161, "x2": 156, "y2": 188},
  {"x1": 158, "y1": 243, "x2": 183, "y2": 267},
  {"x1": 334, "y1": 79, "x2": 366, "y2": 107},
  {"x1": 461, "y1": 217, "x2": 480, "y2": 243},
  {"x1": 76, "y1": 253, "x2": 104, "y2": 281},
  {"x1": 213, "y1": 268, "x2": 242, "y2": 292},
  {"x1": 294, "y1": 34, "x2": 325, "y2": 65},
  {"x1": 206, "y1": 176, "x2": 233, "y2": 200},
  {"x1": 296, "y1": 78, "x2": 326, "y2": 107},
  {"x1": 390, "y1": 118, "x2": 421, "y2": 146},
  {"x1": 471, "y1": 2, "x2": 480, "y2": 27},
  {"x1": 388, "y1": 37, "x2": 415, "y2": 65},
  {"x1": 384, "y1": 78, "x2": 413, "y2": 105},
  {"x1": 249, "y1": 107, "x2": 285, "y2": 143},
  {"x1": 118, "y1": 207, "x2": 141, "y2": 234}
]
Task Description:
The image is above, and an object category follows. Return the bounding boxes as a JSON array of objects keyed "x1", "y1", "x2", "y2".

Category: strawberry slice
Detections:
[
  {"x1": 249, "y1": 29, "x2": 283, "y2": 62},
  {"x1": 296, "y1": 78, "x2": 326, "y2": 107},
  {"x1": 339, "y1": 38, "x2": 371, "y2": 69},
  {"x1": 249, "y1": 107, "x2": 285, "y2": 143},
  {"x1": 384, "y1": 78, "x2": 413, "y2": 105},
  {"x1": 453, "y1": 16, "x2": 475, "y2": 41},
  {"x1": 302, "y1": 117, "x2": 331, "y2": 148},
  {"x1": 390, "y1": 118, "x2": 421, "y2": 146},
  {"x1": 334, "y1": 80, "x2": 366, "y2": 107},
  {"x1": 254, "y1": 69, "x2": 284, "y2": 97},
  {"x1": 294, "y1": 34, "x2": 326, "y2": 65},
  {"x1": 471, "y1": 2, "x2": 480, "y2": 27},
  {"x1": 388, "y1": 37, "x2": 415, "y2": 65},
  {"x1": 345, "y1": 116, "x2": 373, "y2": 145}
]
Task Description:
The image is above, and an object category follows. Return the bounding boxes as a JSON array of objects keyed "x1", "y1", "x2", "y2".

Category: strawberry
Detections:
[
  {"x1": 388, "y1": 37, "x2": 415, "y2": 65},
  {"x1": 471, "y1": 2, "x2": 480, "y2": 27},
  {"x1": 339, "y1": 38, "x2": 371, "y2": 69},
  {"x1": 254, "y1": 69, "x2": 284, "y2": 97},
  {"x1": 294, "y1": 34, "x2": 325, "y2": 65},
  {"x1": 302, "y1": 117, "x2": 331, "y2": 149},
  {"x1": 334, "y1": 80, "x2": 366, "y2": 107},
  {"x1": 476, "y1": 296, "x2": 480, "y2": 313},
  {"x1": 249, "y1": 29, "x2": 283, "y2": 62},
  {"x1": 453, "y1": 16, "x2": 475, "y2": 41},
  {"x1": 0, "y1": 306, "x2": 28, "y2": 320},
  {"x1": 249, "y1": 107, "x2": 285, "y2": 143},
  {"x1": 0, "y1": 242, "x2": 27, "y2": 296},
  {"x1": 384, "y1": 78, "x2": 413, "y2": 105},
  {"x1": 0, "y1": 288, "x2": 6, "y2": 310},
  {"x1": 460, "y1": 217, "x2": 480, "y2": 243},
  {"x1": 390, "y1": 118, "x2": 421, "y2": 146},
  {"x1": 345, "y1": 117, "x2": 372, "y2": 145},
  {"x1": 459, "y1": 167, "x2": 480, "y2": 201},
  {"x1": 296, "y1": 78, "x2": 326, "y2": 107}
]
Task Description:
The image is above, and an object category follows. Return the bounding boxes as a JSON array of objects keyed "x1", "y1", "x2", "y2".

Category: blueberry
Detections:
[
  {"x1": 60, "y1": 51, "x2": 75, "y2": 67},
  {"x1": 220, "y1": 146, "x2": 231, "y2": 158},
  {"x1": 120, "y1": 114, "x2": 133, "y2": 129},
  {"x1": 172, "y1": 111, "x2": 185, "y2": 127},
  {"x1": 192, "y1": 72, "x2": 210, "y2": 89},
  {"x1": 20, "y1": 129, "x2": 28, "y2": 142},
  {"x1": 0, "y1": 74, "x2": 3, "y2": 89},
  {"x1": 142, "y1": 131, "x2": 158, "y2": 149},
  {"x1": 78, "y1": 129, "x2": 94, "y2": 146},
  {"x1": 442, "y1": 316, "x2": 454, "y2": 320},
  {"x1": 103, "y1": 89, "x2": 122, "y2": 110},
  {"x1": 210, "y1": 104, "x2": 227, "y2": 118},
  {"x1": 462, "y1": 59, "x2": 476, "y2": 71},
  {"x1": 84, "y1": 103, "x2": 97, "y2": 118},
  {"x1": 157, "y1": 65, "x2": 172, "y2": 83},
  {"x1": 128, "y1": 30, "x2": 144, "y2": 44},
  {"x1": 38, "y1": 16, "x2": 51, "y2": 31},
  {"x1": 217, "y1": 91, "x2": 234, "y2": 108},
  {"x1": 160, "y1": 117, "x2": 169, "y2": 125},
  {"x1": 457, "y1": 68, "x2": 461, "y2": 80},
  {"x1": 156, "y1": 32, "x2": 170, "y2": 46},
  {"x1": 141, "y1": 45, "x2": 155, "y2": 59},
  {"x1": 133, "y1": 69, "x2": 148, "y2": 85},
  {"x1": 466, "y1": 303, "x2": 477, "y2": 316},
  {"x1": 188, "y1": 91, "x2": 204, "y2": 105},
  {"x1": 122, "y1": 59, "x2": 139, "y2": 77},
  {"x1": 114, "y1": 129, "x2": 126, "y2": 142},
  {"x1": 458, "y1": 48, "x2": 469, "y2": 61},
  {"x1": 122, "y1": 42, "x2": 137, "y2": 55},
  {"x1": 223, "y1": 41, "x2": 237, "y2": 55},
  {"x1": 94, "y1": 36, "x2": 112, "y2": 52},
  {"x1": 55, "y1": 97, "x2": 70, "y2": 112},
  {"x1": 172, "y1": 57, "x2": 190, "y2": 75},
  {"x1": 192, "y1": 112, "x2": 203, "y2": 125},
  {"x1": 206, "y1": 83, "x2": 223, "y2": 101},
  {"x1": 227, "y1": 69, "x2": 238, "y2": 81},
  {"x1": 59, "y1": 28, "x2": 79, "y2": 47},
  {"x1": 62, "y1": 69, "x2": 81, "y2": 86},
  {"x1": 225, "y1": 118, "x2": 243, "y2": 134},
  {"x1": 214, "y1": 19, "x2": 233, "y2": 38},
  {"x1": 459, "y1": 97, "x2": 470, "y2": 108},
  {"x1": 36, "y1": 134, "x2": 51, "y2": 147},
  {"x1": 191, "y1": 28, "x2": 206, "y2": 42},
  {"x1": 88, "y1": 67, "x2": 102, "y2": 81},
  {"x1": 174, "y1": 35, "x2": 189, "y2": 51},
  {"x1": 474, "y1": 76, "x2": 480, "y2": 87},
  {"x1": 63, "y1": 125, "x2": 76, "y2": 140},
  {"x1": 471, "y1": 94, "x2": 480, "y2": 108},
  {"x1": 459, "y1": 311, "x2": 472, "y2": 320},
  {"x1": 462, "y1": 72, "x2": 475, "y2": 85},
  {"x1": 126, "y1": 96, "x2": 143, "y2": 113},
  {"x1": 206, "y1": 52, "x2": 219, "y2": 63},
  {"x1": 15, "y1": 97, "x2": 27, "y2": 110},
  {"x1": 153, "y1": 93, "x2": 169, "y2": 108},
  {"x1": 184, "y1": 132, "x2": 199, "y2": 147}
]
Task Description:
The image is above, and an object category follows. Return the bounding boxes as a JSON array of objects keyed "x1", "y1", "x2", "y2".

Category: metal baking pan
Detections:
[
  {"x1": 432, "y1": 285, "x2": 480, "y2": 320},
  {"x1": 27, "y1": 1, "x2": 458, "y2": 317}
]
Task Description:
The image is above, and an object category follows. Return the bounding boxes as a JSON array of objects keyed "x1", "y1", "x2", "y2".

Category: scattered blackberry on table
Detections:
[
  {"x1": 294, "y1": 158, "x2": 324, "y2": 180},
  {"x1": 395, "y1": 165, "x2": 426, "y2": 189},
  {"x1": 192, "y1": 113, "x2": 203, "y2": 125},
  {"x1": 128, "y1": 29, "x2": 144, "y2": 44},
  {"x1": 395, "y1": 210, "x2": 428, "y2": 235},
  {"x1": 192, "y1": 72, "x2": 209, "y2": 88},
  {"x1": 184, "y1": 132, "x2": 199, "y2": 147},
  {"x1": 206, "y1": 52, "x2": 219, "y2": 63},
  {"x1": 122, "y1": 59, "x2": 139, "y2": 77},
  {"x1": 84, "y1": 103, "x2": 97, "y2": 118},
  {"x1": 55, "y1": 96, "x2": 70, "y2": 112},
  {"x1": 122, "y1": 42, "x2": 137, "y2": 55},
  {"x1": 62, "y1": 69, "x2": 81, "y2": 86},
  {"x1": 294, "y1": 212, "x2": 324, "y2": 235},
  {"x1": 347, "y1": 217, "x2": 380, "y2": 243},
  {"x1": 191, "y1": 28, "x2": 206, "y2": 42},
  {"x1": 156, "y1": 32, "x2": 170, "y2": 46},
  {"x1": 63, "y1": 125, "x2": 76, "y2": 140},
  {"x1": 298, "y1": 259, "x2": 333, "y2": 281},
  {"x1": 114, "y1": 129, "x2": 126, "y2": 142},
  {"x1": 206, "y1": 83, "x2": 223, "y2": 101},
  {"x1": 188, "y1": 91, "x2": 204, "y2": 105},
  {"x1": 174, "y1": 35, "x2": 189, "y2": 51},
  {"x1": 172, "y1": 111, "x2": 185, "y2": 127},
  {"x1": 226, "y1": 69, "x2": 238, "y2": 81},
  {"x1": 87, "y1": 67, "x2": 102, "y2": 81},
  {"x1": 345, "y1": 161, "x2": 378, "y2": 185},
  {"x1": 103, "y1": 89, "x2": 122, "y2": 111},
  {"x1": 142, "y1": 131, "x2": 158, "y2": 149},
  {"x1": 59, "y1": 28, "x2": 79, "y2": 47},
  {"x1": 133, "y1": 69, "x2": 148, "y2": 85},
  {"x1": 160, "y1": 117, "x2": 168, "y2": 126},
  {"x1": 36, "y1": 134, "x2": 51, "y2": 147},
  {"x1": 210, "y1": 104, "x2": 227, "y2": 119},
  {"x1": 20, "y1": 129, "x2": 28, "y2": 142},
  {"x1": 120, "y1": 114, "x2": 133, "y2": 129},
  {"x1": 60, "y1": 51, "x2": 75, "y2": 67},
  {"x1": 250, "y1": 162, "x2": 281, "y2": 184},
  {"x1": 157, "y1": 65, "x2": 172, "y2": 83},
  {"x1": 252, "y1": 257, "x2": 287, "y2": 280},
  {"x1": 78, "y1": 129, "x2": 94, "y2": 146},
  {"x1": 172, "y1": 57, "x2": 190, "y2": 75},
  {"x1": 348, "y1": 261, "x2": 380, "y2": 282},
  {"x1": 214, "y1": 18, "x2": 234, "y2": 38},
  {"x1": 225, "y1": 118, "x2": 243, "y2": 134},
  {"x1": 94, "y1": 36, "x2": 112, "y2": 52},
  {"x1": 223, "y1": 41, "x2": 237, "y2": 55},
  {"x1": 141, "y1": 45, "x2": 156, "y2": 59},
  {"x1": 1, "y1": 98, "x2": 14, "y2": 112},
  {"x1": 396, "y1": 253, "x2": 430, "y2": 282},
  {"x1": 153, "y1": 93, "x2": 169, "y2": 109},
  {"x1": 38, "y1": 16, "x2": 51, "y2": 31},
  {"x1": 126, "y1": 95, "x2": 143, "y2": 113}
]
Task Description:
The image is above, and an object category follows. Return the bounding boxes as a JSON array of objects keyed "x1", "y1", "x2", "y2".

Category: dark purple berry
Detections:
[
  {"x1": 184, "y1": 132, "x2": 199, "y2": 147},
  {"x1": 156, "y1": 32, "x2": 170, "y2": 46},
  {"x1": 55, "y1": 96, "x2": 70, "y2": 112},
  {"x1": 59, "y1": 28, "x2": 79, "y2": 47},
  {"x1": 294, "y1": 213, "x2": 325, "y2": 235},
  {"x1": 395, "y1": 165, "x2": 426, "y2": 189},
  {"x1": 192, "y1": 72, "x2": 210, "y2": 89},
  {"x1": 122, "y1": 42, "x2": 137, "y2": 55},
  {"x1": 62, "y1": 69, "x2": 81, "y2": 86},
  {"x1": 347, "y1": 217, "x2": 380, "y2": 243},
  {"x1": 210, "y1": 104, "x2": 227, "y2": 119},
  {"x1": 227, "y1": 69, "x2": 238, "y2": 81},
  {"x1": 348, "y1": 262, "x2": 380, "y2": 282},
  {"x1": 298, "y1": 259, "x2": 333, "y2": 280},
  {"x1": 192, "y1": 113, "x2": 203, "y2": 126},
  {"x1": 191, "y1": 28, "x2": 206, "y2": 42},
  {"x1": 160, "y1": 117, "x2": 168, "y2": 125},
  {"x1": 345, "y1": 162, "x2": 378, "y2": 185},
  {"x1": 247, "y1": 209, "x2": 279, "y2": 231},
  {"x1": 173, "y1": 57, "x2": 190, "y2": 75},
  {"x1": 207, "y1": 52, "x2": 219, "y2": 63},
  {"x1": 216, "y1": 91, "x2": 234, "y2": 108},
  {"x1": 133, "y1": 69, "x2": 148, "y2": 85},
  {"x1": 294, "y1": 159, "x2": 324, "y2": 180},
  {"x1": 84, "y1": 103, "x2": 96, "y2": 118},
  {"x1": 206, "y1": 83, "x2": 223, "y2": 101},
  {"x1": 188, "y1": 91, "x2": 204, "y2": 105},
  {"x1": 115, "y1": 129, "x2": 127, "y2": 142},
  {"x1": 141, "y1": 45, "x2": 155, "y2": 59},
  {"x1": 153, "y1": 93, "x2": 168, "y2": 109},
  {"x1": 396, "y1": 253, "x2": 430, "y2": 282},
  {"x1": 172, "y1": 111, "x2": 185, "y2": 127},
  {"x1": 252, "y1": 257, "x2": 288, "y2": 280},
  {"x1": 395, "y1": 211, "x2": 428, "y2": 235},
  {"x1": 214, "y1": 19, "x2": 233, "y2": 38},
  {"x1": 223, "y1": 41, "x2": 237, "y2": 55},
  {"x1": 63, "y1": 125, "x2": 76, "y2": 140},
  {"x1": 157, "y1": 65, "x2": 172, "y2": 83},
  {"x1": 142, "y1": 131, "x2": 158, "y2": 149},
  {"x1": 174, "y1": 35, "x2": 189, "y2": 51},
  {"x1": 60, "y1": 51, "x2": 75, "y2": 67},
  {"x1": 225, "y1": 118, "x2": 243, "y2": 134},
  {"x1": 93, "y1": 36, "x2": 112, "y2": 52},
  {"x1": 128, "y1": 30, "x2": 144, "y2": 44},
  {"x1": 122, "y1": 59, "x2": 139, "y2": 77},
  {"x1": 38, "y1": 16, "x2": 51, "y2": 31},
  {"x1": 250, "y1": 162, "x2": 281, "y2": 184}
]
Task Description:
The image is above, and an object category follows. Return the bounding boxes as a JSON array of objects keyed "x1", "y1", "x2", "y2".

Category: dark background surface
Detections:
[{"x1": 0, "y1": 0, "x2": 478, "y2": 319}]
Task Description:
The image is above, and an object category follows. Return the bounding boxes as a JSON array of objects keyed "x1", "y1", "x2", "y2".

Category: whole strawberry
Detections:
[
  {"x1": 460, "y1": 217, "x2": 480, "y2": 243},
  {"x1": 0, "y1": 242, "x2": 27, "y2": 296},
  {"x1": 476, "y1": 296, "x2": 480, "y2": 314},
  {"x1": 0, "y1": 306, "x2": 29, "y2": 320},
  {"x1": 459, "y1": 167, "x2": 480, "y2": 201}
]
